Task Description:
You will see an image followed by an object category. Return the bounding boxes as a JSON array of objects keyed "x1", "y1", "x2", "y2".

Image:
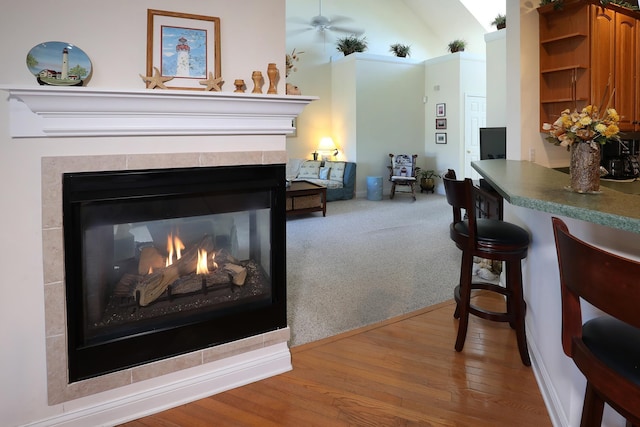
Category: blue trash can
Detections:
[{"x1": 367, "y1": 176, "x2": 383, "y2": 201}]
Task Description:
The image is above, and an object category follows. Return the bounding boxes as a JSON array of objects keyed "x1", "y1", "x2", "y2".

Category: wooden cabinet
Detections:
[
  {"x1": 615, "y1": 12, "x2": 636, "y2": 130},
  {"x1": 539, "y1": 0, "x2": 639, "y2": 131}
]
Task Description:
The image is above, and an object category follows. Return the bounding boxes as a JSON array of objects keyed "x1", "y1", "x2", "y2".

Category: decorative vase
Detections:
[
  {"x1": 569, "y1": 141, "x2": 601, "y2": 193},
  {"x1": 251, "y1": 71, "x2": 263, "y2": 94},
  {"x1": 266, "y1": 63, "x2": 278, "y2": 94}
]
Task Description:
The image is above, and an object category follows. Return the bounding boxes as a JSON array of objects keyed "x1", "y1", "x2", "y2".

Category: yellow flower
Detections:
[{"x1": 542, "y1": 103, "x2": 621, "y2": 147}]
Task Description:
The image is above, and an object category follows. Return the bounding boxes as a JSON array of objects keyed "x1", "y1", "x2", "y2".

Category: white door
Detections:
[{"x1": 464, "y1": 94, "x2": 486, "y2": 180}]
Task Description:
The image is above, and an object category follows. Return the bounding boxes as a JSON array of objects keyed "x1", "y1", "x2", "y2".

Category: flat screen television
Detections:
[{"x1": 479, "y1": 127, "x2": 507, "y2": 160}]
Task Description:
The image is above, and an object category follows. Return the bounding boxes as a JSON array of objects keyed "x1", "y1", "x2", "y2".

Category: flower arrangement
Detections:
[
  {"x1": 285, "y1": 48, "x2": 304, "y2": 78},
  {"x1": 542, "y1": 105, "x2": 621, "y2": 149}
]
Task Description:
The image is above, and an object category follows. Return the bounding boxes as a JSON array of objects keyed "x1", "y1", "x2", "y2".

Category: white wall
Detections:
[
  {"x1": 0, "y1": 1, "x2": 286, "y2": 426},
  {"x1": 425, "y1": 52, "x2": 486, "y2": 185},
  {"x1": 331, "y1": 53, "x2": 426, "y2": 196},
  {"x1": 485, "y1": 30, "x2": 507, "y2": 127}
]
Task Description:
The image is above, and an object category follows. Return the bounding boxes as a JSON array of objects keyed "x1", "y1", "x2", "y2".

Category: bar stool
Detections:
[
  {"x1": 443, "y1": 170, "x2": 531, "y2": 366},
  {"x1": 552, "y1": 217, "x2": 640, "y2": 427}
]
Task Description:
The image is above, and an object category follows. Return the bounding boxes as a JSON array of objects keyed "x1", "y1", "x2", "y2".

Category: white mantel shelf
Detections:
[{"x1": 0, "y1": 85, "x2": 317, "y2": 138}]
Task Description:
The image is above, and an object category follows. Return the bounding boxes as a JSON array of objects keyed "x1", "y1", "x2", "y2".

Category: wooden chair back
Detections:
[
  {"x1": 552, "y1": 217, "x2": 640, "y2": 356},
  {"x1": 552, "y1": 217, "x2": 640, "y2": 425},
  {"x1": 442, "y1": 172, "x2": 476, "y2": 247}
]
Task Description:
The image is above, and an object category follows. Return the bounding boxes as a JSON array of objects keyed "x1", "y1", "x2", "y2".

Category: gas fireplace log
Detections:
[
  {"x1": 138, "y1": 246, "x2": 165, "y2": 275},
  {"x1": 134, "y1": 235, "x2": 215, "y2": 306},
  {"x1": 223, "y1": 263, "x2": 247, "y2": 286}
]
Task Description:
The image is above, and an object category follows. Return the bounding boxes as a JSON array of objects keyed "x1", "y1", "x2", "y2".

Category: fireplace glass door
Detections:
[{"x1": 63, "y1": 165, "x2": 286, "y2": 382}]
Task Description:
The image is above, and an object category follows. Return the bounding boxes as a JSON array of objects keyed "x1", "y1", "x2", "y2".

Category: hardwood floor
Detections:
[{"x1": 119, "y1": 292, "x2": 551, "y2": 426}]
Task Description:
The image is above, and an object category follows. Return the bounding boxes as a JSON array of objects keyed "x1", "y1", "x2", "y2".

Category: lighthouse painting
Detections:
[
  {"x1": 26, "y1": 41, "x2": 92, "y2": 86},
  {"x1": 147, "y1": 10, "x2": 220, "y2": 89},
  {"x1": 161, "y1": 27, "x2": 206, "y2": 78}
]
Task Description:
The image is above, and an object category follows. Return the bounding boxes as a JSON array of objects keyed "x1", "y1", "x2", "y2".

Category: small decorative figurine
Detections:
[
  {"x1": 267, "y1": 63, "x2": 278, "y2": 94},
  {"x1": 251, "y1": 71, "x2": 263, "y2": 94},
  {"x1": 139, "y1": 67, "x2": 174, "y2": 89},
  {"x1": 199, "y1": 72, "x2": 224, "y2": 91},
  {"x1": 234, "y1": 79, "x2": 246, "y2": 93}
]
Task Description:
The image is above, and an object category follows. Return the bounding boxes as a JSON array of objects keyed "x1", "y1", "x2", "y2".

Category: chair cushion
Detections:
[
  {"x1": 583, "y1": 316, "x2": 640, "y2": 386},
  {"x1": 453, "y1": 218, "x2": 529, "y2": 247}
]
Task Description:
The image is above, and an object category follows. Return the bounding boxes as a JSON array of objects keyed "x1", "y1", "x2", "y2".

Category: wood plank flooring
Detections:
[{"x1": 119, "y1": 292, "x2": 552, "y2": 426}]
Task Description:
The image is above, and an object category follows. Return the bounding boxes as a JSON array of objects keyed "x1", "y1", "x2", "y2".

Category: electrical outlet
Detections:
[{"x1": 529, "y1": 148, "x2": 535, "y2": 162}]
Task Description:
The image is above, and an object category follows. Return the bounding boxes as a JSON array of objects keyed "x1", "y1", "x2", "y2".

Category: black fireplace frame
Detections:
[{"x1": 62, "y1": 164, "x2": 286, "y2": 383}]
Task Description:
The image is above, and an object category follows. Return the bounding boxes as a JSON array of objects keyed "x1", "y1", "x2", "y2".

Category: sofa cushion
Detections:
[
  {"x1": 319, "y1": 166, "x2": 331, "y2": 180},
  {"x1": 325, "y1": 161, "x2": 346, "y2": 182},
  {"x1": 286, "y1": 158, "x2": 305, "y2": 181},
  {"x1": 298, "y1": 160, "x2": 321, "y2": 179}
]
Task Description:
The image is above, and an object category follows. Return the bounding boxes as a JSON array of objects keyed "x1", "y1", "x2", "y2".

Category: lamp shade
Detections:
[{"x1": 318, "y1": 137, "x2": 337, "y2": 151}]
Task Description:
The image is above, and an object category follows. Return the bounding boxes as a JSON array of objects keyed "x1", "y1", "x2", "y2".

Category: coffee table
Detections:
[{"x1": 285, "y1": 180, "x2": 327, "y2": 217}]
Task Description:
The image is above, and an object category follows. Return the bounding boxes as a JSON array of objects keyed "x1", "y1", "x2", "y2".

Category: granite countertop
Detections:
[{"x1": 471, "y1": 160, "x2": 640, "y2": 234}]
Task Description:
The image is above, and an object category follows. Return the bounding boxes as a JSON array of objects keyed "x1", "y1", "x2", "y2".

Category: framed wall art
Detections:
[
  {"x1": 147, "y1": 9, "x2": 221, "y2": 90},
  {"x1": 436, "y1": 103, "x2": 446, "y2": 117},
  {"x1": 436, "y1": 118, "x2": 447, "y2": 129},
  {"x1": 436, "y1": 133, "x2": 447, "y2": 144}
]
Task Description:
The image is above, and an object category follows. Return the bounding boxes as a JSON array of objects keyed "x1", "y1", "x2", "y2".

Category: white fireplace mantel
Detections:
[{"x1": 0, "y1": 85, "x2": 316, "y2": 138}]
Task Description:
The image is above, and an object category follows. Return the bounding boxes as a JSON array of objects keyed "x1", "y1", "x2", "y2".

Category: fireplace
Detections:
[{"x1": 62, "y1": 163, "x2": 287, "y2": 382}]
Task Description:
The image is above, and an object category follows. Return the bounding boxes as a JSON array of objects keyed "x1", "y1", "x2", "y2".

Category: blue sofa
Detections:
[{"x1": 286, "y1": 159, "x2": 356, "y2": 201}]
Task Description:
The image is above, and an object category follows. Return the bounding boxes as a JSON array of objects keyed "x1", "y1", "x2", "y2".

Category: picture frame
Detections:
[
  {"x1": 436, "y1": 133, "x2": 447, "y2": 144},
  {"x1": 436, "y1": 103, "x2": 446, "y2": 117},
  {"x1": 147, "y1": 9, "x2": 221, "y2": 90},
  {"x1": 436, "y1": 118, "x2": 447, "y2": 129}
]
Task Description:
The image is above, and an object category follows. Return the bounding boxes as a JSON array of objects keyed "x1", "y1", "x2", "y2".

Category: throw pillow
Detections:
[
  {"x1": 298, "y1": 160, "x2": 321, "y2": 179},
  {"x1": 325, "y1": 161, "x2": 346, "y2": 182},
  {"x1": 319, "y1": 166, "x2": 331, "y2": 180}
]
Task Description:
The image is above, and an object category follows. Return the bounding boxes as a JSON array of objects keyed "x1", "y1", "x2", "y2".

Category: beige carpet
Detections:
[{"x1": 286, "y1": 191, "x2": 461, "y2": 346}]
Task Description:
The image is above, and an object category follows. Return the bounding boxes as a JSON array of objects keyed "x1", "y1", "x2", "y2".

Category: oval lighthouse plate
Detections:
[{"x1": 26, "y1": 41, "x2": 92, "y2": 86}]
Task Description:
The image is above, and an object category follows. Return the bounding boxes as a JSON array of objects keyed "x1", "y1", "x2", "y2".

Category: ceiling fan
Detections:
[{"x1": 288, "y1": 0, "x2": 364, "y2": 44}]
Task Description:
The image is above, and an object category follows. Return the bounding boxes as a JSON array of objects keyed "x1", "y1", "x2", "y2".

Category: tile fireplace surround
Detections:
[{"x1": 2, "y1": 86, "x2": 314, "y2": 423}]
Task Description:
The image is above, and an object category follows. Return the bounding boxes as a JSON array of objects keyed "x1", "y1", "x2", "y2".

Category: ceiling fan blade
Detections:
[
  {"x1": 326, "y1": 15, "x2": 354, "y2": 25},
  {"x1": 287, "y1": 16, "x2": 312, "y2": 26},
  {"x1": 328, "y1": 25, "x2": 365, "y2": 36},
  {"x1": 287, "y1": 27, "x2": 313, "y2": 37}
]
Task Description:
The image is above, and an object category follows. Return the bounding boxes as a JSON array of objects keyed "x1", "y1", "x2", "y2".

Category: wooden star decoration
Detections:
[
  {"x1": 139, "y1": 67, "x2": 173, "y2": 89},
  {"x1": 199, "y1": 72, "x2": 224, "y2": 91}
]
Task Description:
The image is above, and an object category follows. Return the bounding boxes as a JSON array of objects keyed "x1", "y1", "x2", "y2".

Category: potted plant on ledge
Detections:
[
  {"x1": 419, "y1": 170, "x2": 441, "y2": 193},
  {"x1": 389, "y1": 43, "x2": 411, "y2": 58},
  {"x1": 336, "y1": 34, "x2": 368, "y2": 56},
  {"x1": 491, "y1": 14, "x2": 506, "y2": 30},
  {"x1": 447, "y1": 39, "x2": 466, "y2": 53}
]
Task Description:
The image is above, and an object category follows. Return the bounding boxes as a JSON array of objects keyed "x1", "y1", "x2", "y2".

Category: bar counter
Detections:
[
  {"x1": 470, "y1": 159, "x2": 636, "y2": 426},
  {"x1": 472, "y1": 159, "x2": 640, "y2": 234}
]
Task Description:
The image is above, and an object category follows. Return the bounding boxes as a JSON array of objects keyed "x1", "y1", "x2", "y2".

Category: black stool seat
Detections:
[
  {"x1": 452, "y1": 218, "x2": 530, "y2": 253},
  {"x1": 443, "y1": 171, "x2": 531, "y2": 366},
  {"x1": 583, "y1": 316, "x2": 640, "y2": 387}
]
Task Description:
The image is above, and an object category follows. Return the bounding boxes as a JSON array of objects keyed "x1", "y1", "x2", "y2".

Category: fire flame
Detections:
[
  {"x1": 196, "y1": 249, "x2": 209, "y2": 275},
  {"x1": 165, "y1": 233, "x2": 185, "y2": 267}
]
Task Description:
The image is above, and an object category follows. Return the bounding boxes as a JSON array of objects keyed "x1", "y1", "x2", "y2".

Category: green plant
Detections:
[
  {"x1": 389, "y1": 43, "x2": 411, "y2": 58},
  {"x1": 491, "y1": 14, "x2": 506, "y2": 29},
  {"x1": 447, "y1": 39, "x2": 466, "y2": 53},
  {"x1": 335, "y1": 34, "x2": 368, "y2": 56},
  {"x1": 418, "y1": 169, "x2": 441, "y2": 180}
]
